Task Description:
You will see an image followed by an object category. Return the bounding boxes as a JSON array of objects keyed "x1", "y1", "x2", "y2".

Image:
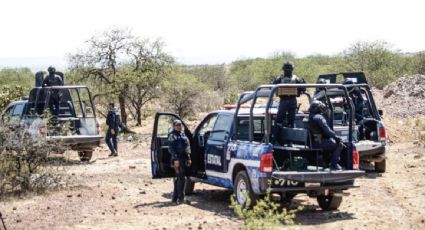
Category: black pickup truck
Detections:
[{"x1": 315, "y1": 72, "x2": 387, "y2": 172}]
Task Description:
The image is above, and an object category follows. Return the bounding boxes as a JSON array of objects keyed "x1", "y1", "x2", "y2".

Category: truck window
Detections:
[
  {"x1": 4, "y1": 106, "x2": 14, "y2": 116},
  {"x1": 12, "y1": 104, "x2": 25, "y2": 116},
  {"x1": 210, "y1": 114, "x2": 233, "y2": 141},
  {"x1": 235, "y1": 117, "x2": 265, "y2": 141},
  {"x1": 157, "y1": 115, "x2": 185, "y2": 137},
  {"x1": 199, "y1": 114, "x2": 218, "y2": 135}
]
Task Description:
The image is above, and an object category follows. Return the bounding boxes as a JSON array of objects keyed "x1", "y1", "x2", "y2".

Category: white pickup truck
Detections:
[{"x1": 1, "y1": 86, "x2": 102, "y2": 161}]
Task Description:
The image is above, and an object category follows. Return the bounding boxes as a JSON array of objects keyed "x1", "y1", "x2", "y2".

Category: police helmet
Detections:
[
  {"x1": 282, "y1": 61, "x2": 294, "y2": 71},
  {"x1": 47, "y1": 66, "x2": 56, "y2": 74},
  {"x1": 342, "y1": 79, "x2": 354, "y2": 85},
  {"x1": 317, "y1": 79, "x2": 327, "y2": 84},
  {"x1": 309, "y1": 100, "x2": 327, "y2": 114},
  {"x1": 342, "y1": 79, "x2": 355, "y2": 92}
]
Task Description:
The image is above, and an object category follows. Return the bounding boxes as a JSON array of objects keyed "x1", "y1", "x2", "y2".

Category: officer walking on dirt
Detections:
[
  {"x1": 308, "y1": 100, "x2": 343, "y2": 170},
  {"x1": 106, "y1": 103, "x2": 121, "y2": 157},
  {"x1": 168, "y1": 120, "x2": 192, "y2": 205},
  {"x1": 273, "y1": 61, "x2": 305, "y2": 145}
]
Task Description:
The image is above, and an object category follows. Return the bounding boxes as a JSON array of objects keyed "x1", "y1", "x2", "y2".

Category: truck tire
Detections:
[
  {"x1": 78, "y1": 151, "x2": 93, "y2": 162},
  {"x1": 234, "y1": 171, "x2": 258, "y2": 208},
  {"x1": 185, "y1": 177, "x2": 195, "y2": 195},
  {"x1": 375, "y1": 160, "x2": 386, "y2": 173},
  {"x1": 317, "y1": 192, "x2": 343, "y2": 211}
]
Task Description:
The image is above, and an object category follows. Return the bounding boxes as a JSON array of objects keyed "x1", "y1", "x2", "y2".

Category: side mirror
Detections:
[{"x1": 378, "y1": 109, "x2": 384, "y2": 116}]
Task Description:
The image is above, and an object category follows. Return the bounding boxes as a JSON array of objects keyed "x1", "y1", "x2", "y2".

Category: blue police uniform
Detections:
[
  {"x1": 273, "y1": 75, "x2": 305, "y2": 144},
  {"x1": 308, "y1": 113, "x2": 343, "y2": 169},
  {"x1": 105, "y1": 108, "x2": 120, "y2": 155},
  {"x1": 168, "y1": 129, "x2": 191, "y2": 202}
]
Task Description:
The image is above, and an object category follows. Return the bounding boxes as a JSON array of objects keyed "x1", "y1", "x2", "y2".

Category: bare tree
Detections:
[
  {"x1": 68, "y1": 29, "x2": 173, "y2": 125},
  {"x1": 68, "y1": 28, "x2": 133, "y2": 124}
]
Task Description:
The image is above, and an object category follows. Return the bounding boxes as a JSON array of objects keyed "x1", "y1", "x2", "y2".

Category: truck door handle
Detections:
[{"x1": 216, "y1": 145, "x2": 224, "y2": 150}]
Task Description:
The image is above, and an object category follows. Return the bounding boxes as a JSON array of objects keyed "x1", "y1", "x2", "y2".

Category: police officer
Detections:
[
  {"x1": 105, "y1": 103, "x2": 121, "y2": 157},
  {"x1": 342, "y1": 79, "x2": 365, "y2": 122},
  {"x1": 42, "y1": 66, "x2": 63, "y2": 87},
  {"x1": 43, "y1": 66, "x2": 64, "y2": 116},
  {"x1": 168, "y1": 120, "x2": 192, "y2": 204},
  {"x1": 308, "y1": 100, "x2": 343, "y2": 170},
  {"x1": 273, "y1": 61, "x2": 305, "y2": 145},
  {"x1": 343, "y1": 79, "x2": 366, "y2": 140}
]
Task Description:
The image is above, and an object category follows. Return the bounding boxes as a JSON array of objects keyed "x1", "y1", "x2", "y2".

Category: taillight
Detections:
[
  {"x1": 379, "y1": 125, "x2": 386, "y2": 142},
  {"x1": 39, "y1": 124, "x2": 47, "y2": 136},
  {"x1": 260, "y1": 153, "x2": 273, "y2": 173},
  {"x1": 352, "y1": 148, "x2": 359, "y2": 170}
]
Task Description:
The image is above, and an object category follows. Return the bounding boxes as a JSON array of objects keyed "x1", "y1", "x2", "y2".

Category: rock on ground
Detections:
[{"x1": 382, "y1": 75, "x2": 425, "y2": 118}]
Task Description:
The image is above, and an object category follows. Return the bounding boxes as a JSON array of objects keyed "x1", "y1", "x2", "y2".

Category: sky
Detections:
[{"x1": 0, "y1": 0, "x2": 424, "y2": 71}]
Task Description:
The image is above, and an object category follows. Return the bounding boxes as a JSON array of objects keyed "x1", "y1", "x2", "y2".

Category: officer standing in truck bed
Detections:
[
  {"x1": 43, "y1": 66, "x2": 64, "y2": 115},
  {"x1": 273, "y1": 61, "x2": 305, "y2": 145},
  {"x1": 42, "y1": 66, "x2": 63, "y2": 87}
]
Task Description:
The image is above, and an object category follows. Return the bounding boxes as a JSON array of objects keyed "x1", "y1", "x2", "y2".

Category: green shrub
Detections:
[
  {"x1": 0, "y1": 85, "x2": 25, "y2": 111},
  {"x1": 230, "y1": 188, "x2": 302, "y2": 230}
]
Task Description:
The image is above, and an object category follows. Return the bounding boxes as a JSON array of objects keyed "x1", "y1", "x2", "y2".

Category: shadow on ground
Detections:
[
  {"x1": 133, "y1": 189, "x2": 236, "y2": 218},
  {"x1": 45, "y1": 156, "x2": 90, "y2": 166},
  {"x1": 134, "y1": 188, "x2": 356, "y2": 226}
]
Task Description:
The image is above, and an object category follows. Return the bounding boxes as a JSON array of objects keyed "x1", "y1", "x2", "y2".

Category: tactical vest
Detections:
[
  {"x1": 171, "y1": 131, "x2": 188, "y2": 155},
  {"x1": 281, "y1": 75, "x2": 298, "y2": 84}
]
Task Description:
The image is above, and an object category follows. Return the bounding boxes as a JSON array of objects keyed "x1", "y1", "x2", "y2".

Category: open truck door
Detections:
[{"x1": 151, "y1": 112, "x2": 193, "y2": 178}]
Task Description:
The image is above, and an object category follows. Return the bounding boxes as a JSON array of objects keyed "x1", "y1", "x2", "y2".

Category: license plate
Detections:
[{"x1": 272, "y1": 178, "x2": 301, "y2": 187}]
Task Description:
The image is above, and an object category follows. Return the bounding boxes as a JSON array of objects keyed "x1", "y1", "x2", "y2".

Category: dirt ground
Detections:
[{"x1": 1, "y1": 138, "x2": 425, "y2": 230}]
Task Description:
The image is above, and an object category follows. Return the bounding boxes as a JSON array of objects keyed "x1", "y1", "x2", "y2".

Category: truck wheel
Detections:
[
  {"x1": 375, "y1": 160, "x2": 386, "y2": 173},
  {"x1": 234, "y1": 171, "x2": 258, "y2": 208},
  {"x1": 317, "y1": 192, "x2": 342, "y2": 211},
  {"x1": 185, "y1": 177, "x2": 195, "y2": 195},
  {"x1": 78, "y1": 151, "x2": 93, "y2": 162}
]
